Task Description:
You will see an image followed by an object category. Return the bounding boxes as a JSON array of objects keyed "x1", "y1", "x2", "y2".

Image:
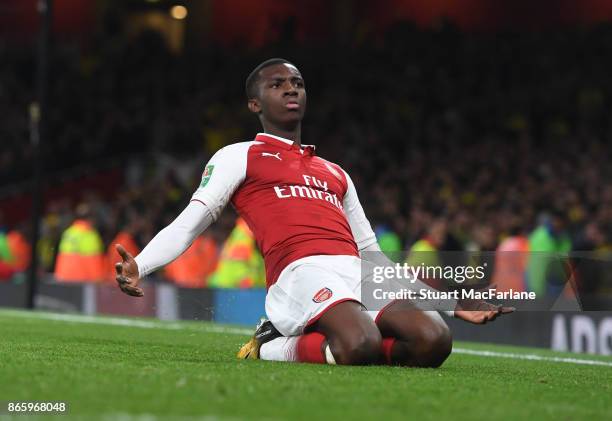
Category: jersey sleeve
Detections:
[
  {"x1": 341, "y1": 169, "x2": 378, "y2": 251},
  {"x1": 191, "y1": 142, "x2": 250, "y2": 220},
  {"x1": 134, "y1": 200, "x2": 214, "y2": 277}
]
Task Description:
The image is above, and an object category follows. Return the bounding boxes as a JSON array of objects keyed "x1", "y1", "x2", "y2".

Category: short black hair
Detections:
[{"x1": 245, "y1": 58, "x2": 295, "y2": 100}]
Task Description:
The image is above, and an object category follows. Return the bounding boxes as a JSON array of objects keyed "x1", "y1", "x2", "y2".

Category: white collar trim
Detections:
[
  {"x1": 258, "y1": 132, "x2": 294, "y2": 145},
  {"x1": 257, "y1": 132, "x2": 316, "y2": 151}
]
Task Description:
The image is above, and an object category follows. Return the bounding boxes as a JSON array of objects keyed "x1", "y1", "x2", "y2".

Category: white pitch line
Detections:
[
  {"x1": 452, "y1": 347, "x2": 612, "y2": 367},
  {"x1": 3, "y1": 309, "x2": 612, "y2": 367},
  {"x1": 0, "y1": 309, "x2": 253, "y2": 335}
]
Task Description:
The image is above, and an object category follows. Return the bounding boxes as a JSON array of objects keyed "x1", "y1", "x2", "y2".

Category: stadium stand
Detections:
[{"x1": 1, "y1": 23, "x2": 612, "y2": 291}]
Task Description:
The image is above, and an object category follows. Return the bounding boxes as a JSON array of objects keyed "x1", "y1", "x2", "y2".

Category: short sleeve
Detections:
[{"x1": 191, "y1": 142, "x2": 250, "y2": 220}]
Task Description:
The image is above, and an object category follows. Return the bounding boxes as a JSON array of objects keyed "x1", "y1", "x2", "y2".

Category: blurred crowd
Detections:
[{"x1": 1, "y1": 21, "x2": 612, "y2": 292}]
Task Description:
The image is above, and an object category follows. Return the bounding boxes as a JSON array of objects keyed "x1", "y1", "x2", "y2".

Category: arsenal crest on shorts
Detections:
[{"x1": 312, "y1": 287, "x2": 333, "y2": 303}]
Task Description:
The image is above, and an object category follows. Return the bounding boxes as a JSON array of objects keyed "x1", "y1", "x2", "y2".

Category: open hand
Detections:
[
  {"x1": 115, "y1": 244, "x2": 144, "y2": 297},
  {"x1": 454, "y1": 298, "x2": 514, "y2": 324}
]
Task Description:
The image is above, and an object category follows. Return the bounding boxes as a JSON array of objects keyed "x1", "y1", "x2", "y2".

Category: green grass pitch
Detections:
[{"x1": 0, "y1": 309, "x2": 611, "y2": 420}]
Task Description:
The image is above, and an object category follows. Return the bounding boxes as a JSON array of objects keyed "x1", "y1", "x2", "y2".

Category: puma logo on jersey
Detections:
[{"x1": 262, "y1": 152, "x2": 282, "y2": 161}]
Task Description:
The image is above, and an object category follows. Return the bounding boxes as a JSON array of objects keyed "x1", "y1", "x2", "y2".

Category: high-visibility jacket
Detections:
[
  {"x1": 7, "y1": 230, "x2": 31, "y2": 272},
  {"x1": 0, "y1": 230, "x2": 15, "y2": 280},
  {"x1": 526, "y1": 225, "x2": 572, "y2": 295},
  {"x1": 405, "y1": 238, "x2": 445, "y2": 288},
  {"x1": 376, "y1": 226, "x2": 402, "y2": 262},
  {"x1": 208, "y1": 218, "x2": 265, "y2": 288},
  {"x1": 492, "y1": 235, "x2": 529, "y2": 292},
  {"x1": 0, "y1": 232, "x2": 13, "y2": 265},
  {"x1": 54, "y1": 219, "x2": 105, "y2": 282},
  {"x1": 164, "y1": 235, "x2": 218, "y2": 288},
  {"x1": 106, "y1": 231, "x2": 140, "y2": 283},
  {"x1": 406, "y1": 238, "x2": 440, "y2": 268}
]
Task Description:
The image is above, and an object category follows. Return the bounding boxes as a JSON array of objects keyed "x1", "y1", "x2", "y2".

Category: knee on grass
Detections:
[
  {"x1": 331, "y1": 331, "x2": 382, "y2": 365},
  {"x1": 409, "y1": 323, "x2": 452, "y2": 368}
]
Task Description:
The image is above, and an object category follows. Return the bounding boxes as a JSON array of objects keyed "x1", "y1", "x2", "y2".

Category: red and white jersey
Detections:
[{"x1": 191, "y1": 133, "x2": 377, "y2": 287}]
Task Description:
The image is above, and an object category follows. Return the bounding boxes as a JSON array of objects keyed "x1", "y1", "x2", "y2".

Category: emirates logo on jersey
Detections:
[
  {"x1": 273, "y1": 175, "x2": 344, "y2": 210},
  {"x1": 312, "y1": 287, "x2": 333, "y2": 303}
]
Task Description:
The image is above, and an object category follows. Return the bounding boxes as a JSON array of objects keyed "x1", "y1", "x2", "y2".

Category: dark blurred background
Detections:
[{"x1": 1, "y1": 0, "x2": 612, "y2": 296}]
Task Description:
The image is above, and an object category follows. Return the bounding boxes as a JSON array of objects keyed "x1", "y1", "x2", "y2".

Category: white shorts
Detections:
[{"x1": 265, "y1": 255, "x2": 388, "y2": 336}]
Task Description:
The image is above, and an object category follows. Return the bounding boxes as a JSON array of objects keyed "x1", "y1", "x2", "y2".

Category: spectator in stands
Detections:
[
  {"x1": 405, "y1": 218, "x2": 448, "y2": 288},
  {"x1": 106, "y1": 211, "x2": 141, "y2": 283},
  {"x1": 1, "y1": 23, "x2": 612, "y2": 293},
  {"x1": 572, "y1": 221, "x2": 611, "y2": 294},
  {"x1": 493, "y1": 216, "x2": 530, "y2": 292},
  {"x1": 54, "y1": 203, "x2": 105, "y2": 282},
  {"x1": 0, "y1": 213, "x2": 13, "y2": 267},
  {"x1": 164, "y1": 233, "x2": 218, "y2": 288},
  {"x1": 374, "y1": 223, "x2": 403, "y2": 262},
  {"x1": 406, "y1": 218, "x2": 447, "y2": 264},
  {"x1": 526, "y1": 210, "x2": 572, "y2": 296},
  {"x1": 208, "y1": 218, "x2": 265, "y2": 288},
  {"x1": 7, "y1": 224, "x2": 31, "y2": 273}
]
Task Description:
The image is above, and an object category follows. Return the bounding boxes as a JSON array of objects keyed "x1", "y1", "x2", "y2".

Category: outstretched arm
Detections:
[
  {"x1": 359, "y1": 242, "x2": 514, "y2": 323},
  {"x1": 115, "y1": 142, "x2": 250, "y2": 296},
  {"x1": 341, "y1": 168, "x2": 514, "y2": 324},
  {"x1": 115, "y1": 200, "x2": 214, "y2": 296}
]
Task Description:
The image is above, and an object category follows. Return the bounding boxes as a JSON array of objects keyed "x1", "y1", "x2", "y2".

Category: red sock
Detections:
[
  {"x1": 296, "y1": 332, "x2": 327, "y2": 364},
  {"x1": 381, "y1": 337, "x2": 396, "y2": 365}
]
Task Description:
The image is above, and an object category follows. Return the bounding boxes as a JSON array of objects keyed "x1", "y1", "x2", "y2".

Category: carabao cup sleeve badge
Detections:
[{"x1": 200, "y1": 165, "x2": 214, "y2": 187}]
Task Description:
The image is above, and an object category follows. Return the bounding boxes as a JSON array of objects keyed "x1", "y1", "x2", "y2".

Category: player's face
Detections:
[{"x1": 250, "y1": 63, "x2": 307, "y2": 126}]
